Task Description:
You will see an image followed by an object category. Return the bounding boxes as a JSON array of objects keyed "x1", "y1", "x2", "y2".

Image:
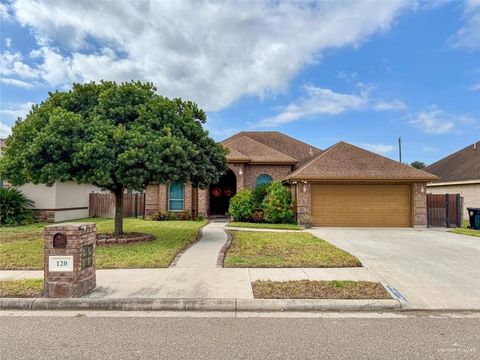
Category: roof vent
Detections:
[
  {"x1": 309, "y1": 147, "x2": 314, "y2": 156},
  {"x1": 474, "y1": 142, "x2": 478, "y2": 150}
]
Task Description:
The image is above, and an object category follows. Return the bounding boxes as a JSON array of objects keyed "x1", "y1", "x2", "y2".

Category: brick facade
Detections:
[{"x1": 35, "y1": 209, "x2": 55, "y2": 223}]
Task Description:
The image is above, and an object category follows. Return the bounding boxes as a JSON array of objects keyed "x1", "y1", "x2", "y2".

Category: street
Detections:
[{"x1": 0, "y1": 311, "x2": 479, "y2": 359}]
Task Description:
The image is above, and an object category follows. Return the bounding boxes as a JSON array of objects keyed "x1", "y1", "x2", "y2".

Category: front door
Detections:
[{"x1": 209, "y1": 169, "x2": 237, "y2": 216}]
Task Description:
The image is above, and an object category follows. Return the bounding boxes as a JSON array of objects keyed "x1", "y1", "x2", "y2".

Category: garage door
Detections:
[{"x1": 311, "y1": 184, "x2": 411, "y2": 227}]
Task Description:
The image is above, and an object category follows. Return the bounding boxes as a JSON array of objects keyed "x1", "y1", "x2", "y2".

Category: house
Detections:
[
  {"x1": 1, "y1": 138, "x2": 106, "y2": 222},
  {"x1": 146, "y1": 131, "x2": 437, "y2": 227},
  {"x1": 425, "y1": 141, "x2": 480, "y2": 218}
]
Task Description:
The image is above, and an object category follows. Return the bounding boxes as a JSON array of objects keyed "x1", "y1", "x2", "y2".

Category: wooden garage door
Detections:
[{"x1": 311, "y1": 184, "x2": 411, "y2": 227}]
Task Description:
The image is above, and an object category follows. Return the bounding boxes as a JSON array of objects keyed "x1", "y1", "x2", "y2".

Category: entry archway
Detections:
[{"x1": 209, "y1": 169, "x2": 237, "y2": 216}]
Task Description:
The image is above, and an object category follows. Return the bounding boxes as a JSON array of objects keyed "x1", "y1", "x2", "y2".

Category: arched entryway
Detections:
[{"x1": 209, "y1": 169, "x2": 237, "y2": 216}]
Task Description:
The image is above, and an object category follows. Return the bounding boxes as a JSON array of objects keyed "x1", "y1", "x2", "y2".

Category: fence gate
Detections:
[
  {"x1": 427, "y1": 193, "x2": 463, "y2": 228},
  {"x1": 89, "y1": 193, "x2": 145, "y2": 218}
]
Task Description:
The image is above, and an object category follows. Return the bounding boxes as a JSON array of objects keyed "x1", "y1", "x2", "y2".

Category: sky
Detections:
[{"x1": 0, "y1": 0, "x2": 479, "y2": 165}]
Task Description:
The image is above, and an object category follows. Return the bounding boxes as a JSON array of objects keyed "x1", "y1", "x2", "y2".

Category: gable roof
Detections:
[
  {"x1": 424, "y1": 142, "x2": 480, "y2": 183},
  {"x1": 224, "y1": 146, "x2": 250, "y2": 162},
  {"x1": 225, "y1": 136, "x2": 297, "y2": 164},
  {"x1": 222, "y1": 131, "x2": 321, "y2": 168},
  {"x1": 285, "y1": 141, "x2": 438, "y2": 181}
]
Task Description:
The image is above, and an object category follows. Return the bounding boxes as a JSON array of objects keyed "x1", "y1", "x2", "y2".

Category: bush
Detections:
[
  {"x1": 262, "y1": 182, "x2": 294, "y2": 224},
  {"x1": 228, "y1": 189, "x2": 254, "y2": 221},
  {"x1": 148, "y1": 210, "x2": 193, "y2": 221},
  {"x1": 251, "y1": 210, "x2": 265, "y2": 223},
  {"x1": 0, "y1": 188, "x2": 35, "y2": 226},
  {"x1": 252, "y1": 183, "x2": 269, "y2": 210}
]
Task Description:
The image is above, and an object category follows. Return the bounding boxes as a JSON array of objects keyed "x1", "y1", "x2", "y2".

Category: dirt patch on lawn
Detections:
[{"x1": 252, "y1": 280, "x2": 391, "y2": 299}]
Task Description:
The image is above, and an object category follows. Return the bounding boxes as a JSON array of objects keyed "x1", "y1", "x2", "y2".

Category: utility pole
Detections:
[{"x1": 398, "y1": 137, "x2": 402, "y2": 163}]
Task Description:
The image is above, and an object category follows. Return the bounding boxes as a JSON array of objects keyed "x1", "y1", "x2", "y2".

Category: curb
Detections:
[{"x1": 0, "y1": 298, "x2": 401, "y2": 312}]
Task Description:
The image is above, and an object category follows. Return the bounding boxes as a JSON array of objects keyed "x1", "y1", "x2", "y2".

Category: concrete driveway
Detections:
[{"x1": 309, "y1": 227, "x2": 480, "y2": 310}]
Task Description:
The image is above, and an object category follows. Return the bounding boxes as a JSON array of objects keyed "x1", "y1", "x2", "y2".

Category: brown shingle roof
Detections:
[
  {"x1": 225, "y1": 136, "x2": 297, "y2": 164},
  {"x1": 224, "y1": 146, "x2": 250, "y2": 162},
  {"x1": 222, "y1": 131, "x2": 321, "y2": 168},
  {"x1": 285, "y1": 141, "x2": 438, "y2": 181},
  {"x1": 424, "y1": 142, "x2": 480, "y2": 183}
]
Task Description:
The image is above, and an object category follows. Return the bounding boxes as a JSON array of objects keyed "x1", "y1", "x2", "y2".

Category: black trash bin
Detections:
[{"x1": 467, "y1": 208, "x2": 480, "y2": 230}]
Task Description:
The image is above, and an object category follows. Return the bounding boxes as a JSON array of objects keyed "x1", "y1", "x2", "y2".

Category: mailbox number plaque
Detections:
[{"x1": 49, "y1": 256, "x2": 74, "y2": 272}]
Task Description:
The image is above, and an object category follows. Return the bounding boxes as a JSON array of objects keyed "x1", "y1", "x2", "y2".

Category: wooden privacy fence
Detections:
[
  {"x1": 89, "y1": 193, "x2": 145, "y2": 218},
  {"x1": 427, "y1": 193, "x2": 463, "y2": 228}
]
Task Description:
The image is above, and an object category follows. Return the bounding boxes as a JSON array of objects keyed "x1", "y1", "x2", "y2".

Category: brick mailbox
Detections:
[{"x1": 44, "y1": 222, "x2": 96, "y2": 298}]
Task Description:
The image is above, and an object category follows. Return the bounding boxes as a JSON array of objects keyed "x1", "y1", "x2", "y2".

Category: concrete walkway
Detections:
[
  {"x1": 173, "y1": 221, "x2": 228, "y2": 268},
  {"x1": 0, "y1": 267, "x2": 376, "y2": 299}
]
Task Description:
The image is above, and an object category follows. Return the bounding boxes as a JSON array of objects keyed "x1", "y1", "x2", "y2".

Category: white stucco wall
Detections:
[
  {"x1": 17, "y1": 183, "x2": 57, "y2": 209},
  {"x1": 427, "y1": 182, "x2": 480, "y2": 218},
  {"x1": 17, "y1": 181, "x2": 106, "y2": 222}
]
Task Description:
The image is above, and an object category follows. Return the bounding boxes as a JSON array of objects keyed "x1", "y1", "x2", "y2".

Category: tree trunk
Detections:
[{"x1": 114, "y1": 188, "x2": 124, "y2": 236}]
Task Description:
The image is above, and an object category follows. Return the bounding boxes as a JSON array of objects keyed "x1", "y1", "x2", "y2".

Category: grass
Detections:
[
  {"x1": 0, "y1": 279, "x2": 44, "y2": 298},
  {"x1": 449, "y1": 220, "x2": 480, "y2": 238},
  {"x1": 0, "y1": 218, "x2": 206, "y2": 269},
  {"x1": 223, "y1": 231, "x2": 361, "y2": 268},
  {"x1": 252, "y1": 280, "x2": 391, "y2": 299},
  {"x1": 227, "y1": 222, "x2": 302, "y2": 230}
]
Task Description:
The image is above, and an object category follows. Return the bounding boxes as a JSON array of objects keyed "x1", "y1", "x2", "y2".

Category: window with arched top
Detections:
[
  {"x1": 168, "y1": 182, "x2": 184, "y2": 211},
  {"x1": 255, "y1": 174, "x2": 273, "y2": 187}
]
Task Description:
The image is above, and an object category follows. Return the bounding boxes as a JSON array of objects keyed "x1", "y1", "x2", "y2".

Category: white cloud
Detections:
[
  {"x1": 408, "y1": 106, "x2": 475, "y2": 134},
  {"x1": 470, "y1": 83, "x2": 480, "y2": 91},
  {"x1": 452, "y1": 0, "x2": 480, "y2": 50},
  {"x1": 373, "y1": 100, "x2": 407, "y2": 111},
  {"x1": 359, "y1": 143, "x2": 396, "y2": 154},
  {"x1": 3, "y1": 0, "x2": 411, "y2": 110},
  {"x1": 256, "y1": 84, "x2": 369, "y2": 127},
  {"x1": 1, "y1": 78, "x2": 35, "y2": 89},
  {"x1": 5, "y1": 37, "x2": 11, "y2": 48},
  {"x1": 0, "y1": 102, "x2": 35, "y2": 121},
  {"x1": 0, "y1": 122, "x2": 12, "y2": 138},
  {"x1": 255, "y1": 83, "x2": 406, "y2": 127},
  {"x1": 0, "y1": 3, "x2": 9, "y2": 19}
]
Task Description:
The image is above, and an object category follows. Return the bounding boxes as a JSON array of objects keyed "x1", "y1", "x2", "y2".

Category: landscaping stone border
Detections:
[
  {"x1": 217, "y1": 229, "x2": 233, "y2": 267},
  {"x1": 96, "y1": 233, "x2": 154, "y2": 246}
]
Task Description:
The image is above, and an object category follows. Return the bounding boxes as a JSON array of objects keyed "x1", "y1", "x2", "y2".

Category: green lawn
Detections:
[
  {"x1": 224, "y1": 231, "x2": 361, "y2": 268},
  {"x1": 0, "y1": 218, "x2": 206, "y2": 269},
  {"x1": 0, "y1": 279, "x2": 44, "y2": 298},
  {"x1": 252, "y1": 280, "x2": 391, "y2": 299},
  {"x1": 449, "y1": 220, "x2": 480, "y2": 238},
  {"x1": 227, "y1": 222, "x2": 302, "y2": 230}
]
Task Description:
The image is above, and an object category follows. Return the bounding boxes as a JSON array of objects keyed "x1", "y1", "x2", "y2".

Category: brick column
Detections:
[
  {"x1": 295, "y1": 182, "x2": 311, "y2": 224},
  {"x1": 413, "y1": 183, "x2": 427, "y2": 227},
  {"x1": 44, "y1": 222, "x2": 96, "y2": 298}
]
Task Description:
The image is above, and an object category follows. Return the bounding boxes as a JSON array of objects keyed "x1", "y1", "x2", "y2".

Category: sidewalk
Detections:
[{"x1": 0, "y1": 267, "x2": 376, "y2": 299}]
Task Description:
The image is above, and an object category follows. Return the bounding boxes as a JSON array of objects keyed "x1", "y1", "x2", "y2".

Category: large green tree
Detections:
[{"x1": 0, "y1": 81, "x2": 227, "y2": 234}]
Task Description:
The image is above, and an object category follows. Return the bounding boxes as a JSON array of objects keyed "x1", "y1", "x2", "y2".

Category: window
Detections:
[
  {"x1": 255, "y1": 174, "x2": 273, "y2": 187},
  {"x1": 168, "y1": 182, "x2": 184, "y2": 211}
]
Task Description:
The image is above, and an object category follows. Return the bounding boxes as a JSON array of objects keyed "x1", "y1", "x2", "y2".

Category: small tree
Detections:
[
  {"x1": 228, "y1": 190, "x2": 254, "y2": 221},
  {"x1": 262, "y1": 182, "x2": 294, "y2": 224},
  {"x1": 0, "y1": 81, "x2": 227, "y2": 235},
  {"x1": 410, "y1": 161, "x2": 426, "y2": 169}
]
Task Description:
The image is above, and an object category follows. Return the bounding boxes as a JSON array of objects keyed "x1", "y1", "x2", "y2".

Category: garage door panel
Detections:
[{"x1": 311, "y1": 184, "x2": 411, "y2": 227}]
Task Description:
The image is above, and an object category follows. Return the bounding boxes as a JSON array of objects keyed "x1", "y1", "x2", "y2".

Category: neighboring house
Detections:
[
  {"x1": 1, "y1": 137, "x2": 106, "y2": 222},
  {"x1": 425, "y1": 142, "x2": 480, "y2": 218},
  {"x1": 146, "y1": 131, "x2": 437, "y2": 227}
]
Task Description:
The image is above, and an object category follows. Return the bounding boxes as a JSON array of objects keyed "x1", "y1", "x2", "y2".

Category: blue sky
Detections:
[{"x1": 1, "y1": 0, "x2": 479, "y2": 164}]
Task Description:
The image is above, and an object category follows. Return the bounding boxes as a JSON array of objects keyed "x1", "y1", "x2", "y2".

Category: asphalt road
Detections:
[{"x1": 0, "y1": 312, "x2": 479, "y2": 360}]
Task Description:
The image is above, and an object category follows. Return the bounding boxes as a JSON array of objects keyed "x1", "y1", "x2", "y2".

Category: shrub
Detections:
[
  {"x1": 228, "y1": 189, "x2": 254, "y2": 221},
  {"x1": 148, "y1": 210, "x2": 192, "y2": 221},
  {"x1": 0, "y1": 188, "x2": 35, "y2": 226},
  {"x1": 299, "y1": 214, "x2": 313, "y2": 228},
  {"x1": 262, "y1": 182, "x2": 294, "y2": 224},
  {"x1": 252, "y1": 183, "x2": 269, "y2": 210}
]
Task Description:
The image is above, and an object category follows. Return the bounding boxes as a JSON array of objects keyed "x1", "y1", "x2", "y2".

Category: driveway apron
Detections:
[{"x1": 309, "y1": 227, "x2": 480, "y2": 310}]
